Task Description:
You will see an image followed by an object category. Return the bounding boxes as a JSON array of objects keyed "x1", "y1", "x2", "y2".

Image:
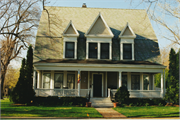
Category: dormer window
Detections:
[
  {"x1": 123, "y1": 44, "x2": 132, "y2": 59},
  {"x1": 119, "y1": 22, "x2": 136, "y2": 60},
  {"x1": 62, "y1": 20, "x2": 79, "y2": 59},
  {"x1": 85, "y1": 13, "x2": 114, "y2": 60},
  {"x1": 65, "y1": 42, "x2": 74, "y2": 58}
]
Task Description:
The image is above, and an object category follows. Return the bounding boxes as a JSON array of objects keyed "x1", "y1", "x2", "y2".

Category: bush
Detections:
[
  {"x1": 32, "y1": 96, "x2": 88, "y2": 106},
  {"x1": 115, "y1": 85, "x2": 130, "y2": 104}
]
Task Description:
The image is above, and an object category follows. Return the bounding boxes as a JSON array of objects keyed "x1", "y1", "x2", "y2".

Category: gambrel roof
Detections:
[{"x1": 34, "y1": 6, "x2": 161, "y2": 64}]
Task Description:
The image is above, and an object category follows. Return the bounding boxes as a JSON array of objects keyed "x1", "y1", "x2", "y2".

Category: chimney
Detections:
[{"x1": 82, "y1": 3, "x2": 87, "y2": 8}]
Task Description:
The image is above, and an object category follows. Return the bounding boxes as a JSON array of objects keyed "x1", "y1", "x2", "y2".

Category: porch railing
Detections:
[
  {"x1": 109, "y1": 89, "x2": 162, "y2": 99},
  {"x1": 35, "y1": 89, "x2": 91, "y2": 97}
]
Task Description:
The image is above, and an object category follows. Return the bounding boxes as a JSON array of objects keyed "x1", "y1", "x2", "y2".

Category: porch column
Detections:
[
  {"x1": 63, "y1": 71, "x2": 67, "y2": 88},
  {"x1": 37, "y1": 71, "x2": 41, "y2": 88},
  {"x1": 33, "y1": 71, "x2": 36, "y2": 90},
  {"x1": 118, "y1": 71, "x2": 122, "y2": 88},
  {"x1": 78, "y1": 70, "x2": 81, "y2": 96},
  {"x1": 86, "y1": 42, "x2": 89, "y2": 59},
  {"x1": 109, "y1": 42, "x2": 112, "y2": 60},
  {"x1": 161, "y1": 72, "x2": 164, "y2": 97}
]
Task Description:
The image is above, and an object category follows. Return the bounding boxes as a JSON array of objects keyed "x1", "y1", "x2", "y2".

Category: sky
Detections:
[{"x1": 10, "y1": 0, "x2": 179, "y2": 67}]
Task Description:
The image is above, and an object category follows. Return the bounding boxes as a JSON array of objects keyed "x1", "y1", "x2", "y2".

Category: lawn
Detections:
[
  {"x1": 114, "y1": 106, "x2": 180, "y2": 118},
  {"x1": 1, "y1": 98, "x2": 102, "y2": 118}
]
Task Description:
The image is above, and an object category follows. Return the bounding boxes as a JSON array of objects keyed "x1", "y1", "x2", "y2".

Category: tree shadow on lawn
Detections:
[
  {"x1": 1, "y1": 108, "x2": 101, "y2": 117},
  {"x1": 129, "y1": 112, "x2": 180, "y2": 118}
]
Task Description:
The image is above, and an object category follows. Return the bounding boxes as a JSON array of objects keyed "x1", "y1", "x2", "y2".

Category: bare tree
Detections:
[
  {"x1": 0, "y1": 0, "x2": 40, "y2": 98},
  {"x1": 129, "y1": 0, "x2": 180, "y2": 45}
]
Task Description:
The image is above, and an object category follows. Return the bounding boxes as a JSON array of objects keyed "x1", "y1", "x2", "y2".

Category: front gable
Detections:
[{"x1": 85, "y1": 13, "x2": 114, "y2": 38}]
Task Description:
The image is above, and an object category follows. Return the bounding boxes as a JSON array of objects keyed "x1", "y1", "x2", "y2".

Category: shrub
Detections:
[{"x1": 115, "y1": 85, "x2": 130, "y2": 104}]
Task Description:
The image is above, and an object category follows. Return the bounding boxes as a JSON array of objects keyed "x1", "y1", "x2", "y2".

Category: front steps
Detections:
[{"x1": 90, "y1": 97, "x2": 114, "y2": 108}]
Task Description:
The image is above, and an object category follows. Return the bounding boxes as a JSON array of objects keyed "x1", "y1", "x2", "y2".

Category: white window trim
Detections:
[
  {"x1": 86, "y1": 41, "x2": 112, "y2": 60},
  {"x1": 63, "y1": 39, "x2": 77, "y2": 59},
  {"x1": 120, "y1": 39, "x2": 134, "y2": 61}
]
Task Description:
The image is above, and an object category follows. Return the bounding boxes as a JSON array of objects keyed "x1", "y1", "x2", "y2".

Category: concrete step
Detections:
[{"x1": 90, "y1": 97, "x2": 113, "y2": 107}]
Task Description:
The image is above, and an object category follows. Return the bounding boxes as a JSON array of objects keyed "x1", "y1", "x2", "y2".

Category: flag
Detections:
[{"x1": 77, "y1": 73, "x2": 81, "y2": 83}]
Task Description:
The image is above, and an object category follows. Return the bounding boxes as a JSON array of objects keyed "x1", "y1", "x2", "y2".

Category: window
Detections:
[
  {"x1": 43, "y1": 73, "x2": 51, "y2": 89},
  {"x1": 89, "y1": 43, "x2": 97, "y2": 59},
  {"x1": 143, "y1": 75, "x2": 149, "y2": 90},
  {"x1": 101, "y1": 43, "x2": 109, "y2": 59},
  {"x1": 67, "y1": 74, "x2": 75, "y2": 89},
  {"x1": 54, "y1": 73, "x2": 63, "y2": 89},
  {"x1": 65, "y1": 42, "x2": 74, "y2": 58},
  {"x1": 122, "y1": 75, "x2": 127, "y2": 87},
  {"x1": 131, "y1": 75, "x2": 140, "y2": 90},
  {"x1": 123, "y1": 44, "x2": 132, "y2": 59}
]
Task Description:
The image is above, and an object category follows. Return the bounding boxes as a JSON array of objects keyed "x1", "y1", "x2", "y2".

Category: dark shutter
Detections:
[
  {"x1": 89, "y1": 43, "x2": 97, "y2": 59},
  {"x1": 123, "y1": 44, "x2": 132, "y2": 59},
  {"x1": 65, "y1": 42, "x2": 74, "y2": 58},
  {"x1": 101, "y1": 43, "x2": 109, "y2": 59}
]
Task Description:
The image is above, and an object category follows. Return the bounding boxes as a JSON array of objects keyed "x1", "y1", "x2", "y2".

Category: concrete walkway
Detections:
[{"x1": 95, "y1": 108, "x2": 127, "y2": 118}]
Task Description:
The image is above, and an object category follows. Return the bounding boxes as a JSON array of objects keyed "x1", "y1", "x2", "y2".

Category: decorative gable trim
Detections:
[
  {"x1": 63, "y1": 20, "x2": 79, "y2": 37},
  {"x1": 119, "y1": 22, "x2": 136, "y2": 39},
  {"x1": 85, "y1": 13, "x2": 114, "y2": 38}
]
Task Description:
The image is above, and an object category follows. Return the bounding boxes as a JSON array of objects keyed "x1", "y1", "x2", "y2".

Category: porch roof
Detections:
[{"x1": 34, "y1": 59, "x2": 164, "y2": 66}]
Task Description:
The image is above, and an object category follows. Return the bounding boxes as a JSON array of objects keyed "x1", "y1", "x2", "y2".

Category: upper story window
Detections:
[
  {"x1": 62, "y1": 20, "x2": 79, "y2": 59},
  {"x1": 123, "y1": 44, "x2": 132, "y2": 59},
  {"x1": 119, "y1": 23, "x2": 136, "y2": 61},
  {"x1": 89, "y1": 43, "x2": 98, "y2": 59},
  {"x1": 65, "y1": 42, "x2": 74, "y2": 58},
  {"x1": 101, "y1": 43, "x2": 109, "y2": 59}
]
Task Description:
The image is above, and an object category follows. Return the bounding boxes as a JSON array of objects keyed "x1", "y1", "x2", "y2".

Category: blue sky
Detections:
[{"x1": 10, "y1": 0, "x2": 178, "y2": 67}]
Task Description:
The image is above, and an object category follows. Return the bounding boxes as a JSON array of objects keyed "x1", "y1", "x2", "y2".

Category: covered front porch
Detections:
[{"x1": 33, "y1": 61, "x2": 166, "y2": 98}]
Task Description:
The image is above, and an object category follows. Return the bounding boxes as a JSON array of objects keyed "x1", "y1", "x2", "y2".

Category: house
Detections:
[{"x1": 33, "y1": 4, "x2": 166, "y2": 98}]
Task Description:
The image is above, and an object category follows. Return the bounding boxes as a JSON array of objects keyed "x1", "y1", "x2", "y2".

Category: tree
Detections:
[
  {"x1": 10, "y1": 45, "x2": 35, "y2": 104},
  {"x1": 0, "y1": 0, "x2": 40, "y2": 98},
  {"x1": 24, "y1": 45, "x2": 35, "y2": 104},
  {"x1": 128, "y1": 0, "x2": 180, "y2": 45},
  {"x1": 165, "y1": 48, "x2": 179, "y2": 104},
  {"x1": 10, "y1": 58, "x2": 26, "y2": 103},
  {"x1": 4, "y1": 66, "x2": 19, "y2": 93}
]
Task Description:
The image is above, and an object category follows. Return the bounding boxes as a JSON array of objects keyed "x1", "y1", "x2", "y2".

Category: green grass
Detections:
[
  {"x1": 114, "y1": 106, "x2": 180, "y2": 118},
  {"x1": 1, "y1": 98, "x2": 102, "y2": 118}
]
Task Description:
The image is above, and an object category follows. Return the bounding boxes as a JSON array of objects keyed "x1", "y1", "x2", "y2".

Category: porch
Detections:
[{"x1": 33, "y1": 70, "x2": 165, "y2": 98}]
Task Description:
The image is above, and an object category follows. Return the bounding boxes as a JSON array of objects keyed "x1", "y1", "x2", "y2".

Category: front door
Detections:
[{"x1": 93, "y1": 74, "x2": 102, "y2": 97}]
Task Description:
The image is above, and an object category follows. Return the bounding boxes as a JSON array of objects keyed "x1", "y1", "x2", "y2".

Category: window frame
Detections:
[
  {"x1": 42, "y1": 72, "x2": 51, "y2": 89},
  {"x1": 123, "y1": 43, "x2": 132, "y2": 60},
  {"x1": 89, "y1": 42, "x2": 98, "y2": 59},
  {"x1": 54, "y1": 73, "x2": 64, "y2": 89},
  {"x1": 100, "y1": 43, "x2": 109, "y2": 59},
  {"x1": 131, "y1": 74, "x2": 140, "y2": 90}
]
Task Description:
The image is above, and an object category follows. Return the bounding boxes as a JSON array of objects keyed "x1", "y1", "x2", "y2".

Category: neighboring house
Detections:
[{"x1": 33, "y1": 5, "x2": 166, "y2": 98}]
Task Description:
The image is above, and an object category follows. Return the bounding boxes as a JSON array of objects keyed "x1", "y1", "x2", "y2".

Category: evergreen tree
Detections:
[
  {"x1": 165, "y1": 48, "x2": 179, "y2": 104},
  {"x1": 24, "y1": 45, "x2": 35, "y2": 104},
  {"x1": 10, "y1": 58, "x2": 26, "y2": 103},
  {"x1": 10, "y1": 45, "x2": 35, "y2": 104}
]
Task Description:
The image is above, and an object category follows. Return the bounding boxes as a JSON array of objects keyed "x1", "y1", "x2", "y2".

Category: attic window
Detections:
[{"x1": 101, "y1": 43, "x2": 109, "y2": 59}]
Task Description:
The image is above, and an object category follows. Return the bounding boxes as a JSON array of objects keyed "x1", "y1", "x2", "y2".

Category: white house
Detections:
[{"x1": 33, "y1": 5, "x2": 166, "y2": 99}]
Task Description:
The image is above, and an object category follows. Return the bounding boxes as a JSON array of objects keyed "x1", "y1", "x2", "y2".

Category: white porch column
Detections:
[
  {"x1": 109, "y1": 42, "x2": 112, "y2": 60},
  {"x1": 120, "y1": 43, "x2": 123, "y2": 60},
  {"x1": 37, "y1": 71, "x2": 41, "y2": 88},
  {"x1": 33, "y1": 71, "x2": 36, "y2": 89},
  {"x1": 132, "y1": 43, "x2": 134, "y2": 60},
  {"x1": 86, "y1": 42, "x2": 89, "y2": 59},
  {"x1": 105, "y1": 72, "x2": 107, "y2": 97},
  {"x1": 63, "y1": 41, "x2": 65, "y2": 58},
  {"x1": 161, "y1": 72, "x2": 164, "y2": 97},
  {"x1": 152, "y1": 74, "x2": 155, "y2": 90},
  {"x1": 75, "y1": 41, "x2": 77, "y2": 59},
  {"x1": 98, "y1": 42, "x2": 100, "y2": 59},
  {"x1": 50, "y1": 71, "x2": 54, "y2": 89},
  {"x1": 118, "y1": 71, "x2": 122, "y2": 88},
  {"x1": 78, "y1": 70, "x2": 81, "y2": 96},
  {"x1": 63, "y1": 71, "x2": 67, "y2": 88}
]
